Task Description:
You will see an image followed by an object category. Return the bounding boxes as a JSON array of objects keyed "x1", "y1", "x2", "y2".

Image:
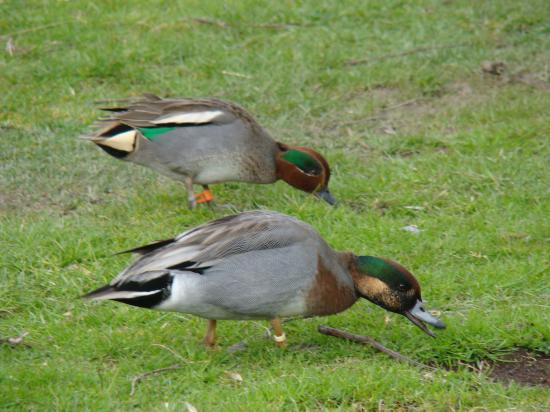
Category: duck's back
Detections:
[
  {"x1": 94, "y1": 96, "x2": 279, "y2": 184},
  {"x1": 111, "y1": 211, "x2": 356, "y2": 320}
]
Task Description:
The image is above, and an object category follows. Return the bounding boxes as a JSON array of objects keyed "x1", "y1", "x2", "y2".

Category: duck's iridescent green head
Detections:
[
  {"x1": 353, "y1": 256, "x2": 445, "y2": 337},
  {"x1": 275, "y1": 144, "x2": 335, "y2": 205}
]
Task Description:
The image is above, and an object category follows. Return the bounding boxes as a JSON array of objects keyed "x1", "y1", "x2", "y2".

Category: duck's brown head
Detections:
[
  {"x1": 351, "y1": 255, "x2": 445, "y2": 337},
  {"x1": 275, "y1": 143, "x2": 336, "y2": 205}
]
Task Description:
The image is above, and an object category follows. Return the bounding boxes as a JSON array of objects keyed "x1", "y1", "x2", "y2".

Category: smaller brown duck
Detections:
[{"x1": 84, "y1": 94, "x2": 335, "y2": 208}]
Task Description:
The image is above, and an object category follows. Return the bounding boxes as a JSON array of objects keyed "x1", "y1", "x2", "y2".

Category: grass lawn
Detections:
[{"x1": 1, "y1": 0, "x2": 549, "y2": 410}]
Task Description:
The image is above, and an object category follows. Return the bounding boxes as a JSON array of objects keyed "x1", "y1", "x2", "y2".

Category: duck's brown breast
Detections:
[{"x1": 305, "y1": 257, "x2": 358, "y2": 316}]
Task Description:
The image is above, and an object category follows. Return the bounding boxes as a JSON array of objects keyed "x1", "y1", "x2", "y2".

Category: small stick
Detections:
[
  {"x1": 381, "y1": 98, "x2": 423, "y2": 112},
  {"x1": 345, "y1": 43, "x2": 468, "y2": 66},
  {"x1": 252, "y1": 22, "x2": 305, "y2": 30},
  {"x1": 191, "y1": 17, "x2": 229, "y2": 28},
  {"x1": 318, "y1": 325, "x2": 435, "y2": 370},
  {"x1": 221, "y1": 70, "x2": 252, "y2": 79},
  {"x1": 151, "y1": 343, "x2": 188, "y2": 362},
  {"x1": 0, "y1": 22, "x2": 64, "y2": 40},
  {"x1": 130, "y1": 364, "x2": 181, "y2": 396},
  {"x1": 187, "y1": 17, "x2": 303, "y2": 31}
]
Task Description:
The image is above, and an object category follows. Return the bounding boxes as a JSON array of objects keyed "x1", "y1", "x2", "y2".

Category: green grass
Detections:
[{"x1": 1, "y1": 0, "x2": 550, "y2": 410}]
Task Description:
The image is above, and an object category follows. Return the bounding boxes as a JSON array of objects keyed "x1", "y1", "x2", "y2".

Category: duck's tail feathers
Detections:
[
  {"x1": 80, "y1": 123, "x2": 137, "y2": 158},
  {"x1": 81, "y1": 284, "x2": 160, "y2": 301},
  {"x1": 81, "y1": 270, "x2": 173, "y2": 309},
  {"x1": 115, "y1": 238, "x2": 176, "y2": 256}
]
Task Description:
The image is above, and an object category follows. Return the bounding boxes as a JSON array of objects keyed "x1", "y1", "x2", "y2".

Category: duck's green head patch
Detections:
[
  {"x1": 357, "y1": 256, "x2": 417, "y2": 292},
  {"x1": 276, "y1": 145, "x2": 333, "y2": 202},
  {"x1": 355, "y1": 256, "x2": 421, "y2": 313},
  {"x1": 281, "y1": 150, "x2": 322, "y2": 176}
]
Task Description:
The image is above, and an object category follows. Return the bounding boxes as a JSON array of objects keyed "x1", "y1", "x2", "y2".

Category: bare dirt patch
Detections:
[{"x1": 486, "y1": 348, "x2": 550, "y2": 387}]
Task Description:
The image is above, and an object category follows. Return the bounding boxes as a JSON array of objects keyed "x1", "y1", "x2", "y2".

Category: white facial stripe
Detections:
[
  {"x1": 96, "y1": 130, "x2": 136, "y2": 152},
  {"x1": 152, "y1": 110, "x2": 225, "y2": 125}
]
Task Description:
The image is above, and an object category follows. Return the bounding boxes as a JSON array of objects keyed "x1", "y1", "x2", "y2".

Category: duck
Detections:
[
  {"x1": 84, "y1": 94, "x2": 335, "y2": 208},
  {"x1": 82, "y1": 211, "x2": 445, "y2": 347}
]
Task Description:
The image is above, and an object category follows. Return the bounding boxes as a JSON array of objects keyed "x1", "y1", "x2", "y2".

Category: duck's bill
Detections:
[
  {"x1": 315, "y1": 188, "x2": 337, "y2": 205},
  {"x1": 404, "y1": 299, "x2": 446, "y2": 338}
]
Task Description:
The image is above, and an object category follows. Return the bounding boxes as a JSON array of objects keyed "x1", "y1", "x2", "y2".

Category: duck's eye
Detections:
[
  {"x1": 299, "y1": 166, "x2": 321, "y2": 176},
  {"x1": 398, "y1": 283, "x2": 408, "y2": 292}
]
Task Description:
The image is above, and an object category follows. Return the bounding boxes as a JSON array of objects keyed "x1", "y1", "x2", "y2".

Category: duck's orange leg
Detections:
[
  {"x1": 195, "y1": 185, "x2": 215, "y2": 205},
  {"x1": 270, "y1": 318, "x2": 286, "y2": 348},
  {"x1": 204, "y1": 319, "x2": 217, "y2": 348}
]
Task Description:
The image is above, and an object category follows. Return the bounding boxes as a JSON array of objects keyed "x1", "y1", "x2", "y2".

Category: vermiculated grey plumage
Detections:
[{"x1": 85, "y1": 211, "x2": 354, "y2": 320}]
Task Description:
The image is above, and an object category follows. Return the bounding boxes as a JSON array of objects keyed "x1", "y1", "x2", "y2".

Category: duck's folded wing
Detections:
[
  {"x1": 93, "y1": 95, "x2": 248, "y2": 131},
  {"x1": 111, "y1": 211, "x2": 318, "y2": 286}
]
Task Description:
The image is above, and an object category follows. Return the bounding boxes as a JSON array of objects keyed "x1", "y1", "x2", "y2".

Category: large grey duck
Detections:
[{"x1": 83, "y1": 211, "x2": 445, "y2": 347}]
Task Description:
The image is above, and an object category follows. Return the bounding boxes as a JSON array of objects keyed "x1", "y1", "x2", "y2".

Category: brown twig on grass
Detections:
[
  {"x1": 191, "y1": 17, "x2": 230, "y2": 28},
  {"x1": 188, "y1": 17, "x2": 304, "y2": 30},
  {"x1": 318, "y1": 325, "x2": 436, "y2": 370},
  {"x1": 221, "y1": 70, "x2": 253, "y2": 79},
  {"x1": 0, "y1": 22, "x2": 64, "y2": 40},
  {"x1": 345, "y1": 43, "x2": 468, "y2": 66},
  {"x1": 252, "y1": 22, "x2": 305, "y2": 29},
  {"x1": 152, "y1": 343, "x2": 189, "y2": 362},
  {"x1": 130, "y1": 364, "x2": 181, "y2": 396}
]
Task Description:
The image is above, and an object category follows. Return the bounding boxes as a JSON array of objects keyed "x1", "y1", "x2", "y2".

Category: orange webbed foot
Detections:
[{"x1": 195, "y1": 189, "x2": 214, "y2": 204}]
